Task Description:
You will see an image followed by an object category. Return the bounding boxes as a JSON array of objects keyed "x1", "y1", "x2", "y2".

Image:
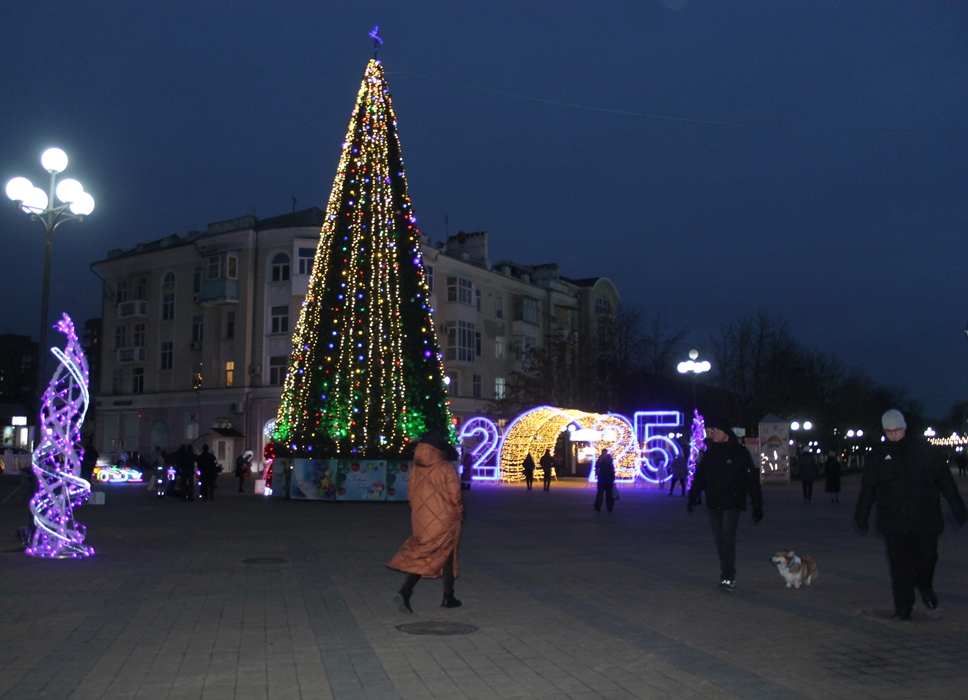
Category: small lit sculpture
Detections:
[
  {"x1": 26, "y1": 314, "x2": 95, "y2": 558},
  {"x1": 686, "y1": 409, "x2": 706, "y2": 491}
]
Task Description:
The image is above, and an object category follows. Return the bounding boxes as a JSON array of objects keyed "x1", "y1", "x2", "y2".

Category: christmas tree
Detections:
[{"x1": 274, "y1": 58, "x2": 452, "y2": 459}]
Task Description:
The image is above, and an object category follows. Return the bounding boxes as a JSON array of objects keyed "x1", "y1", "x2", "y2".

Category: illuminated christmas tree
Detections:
[{"x1": 274, "y1": 58, "x2": 452, "y2": 459}]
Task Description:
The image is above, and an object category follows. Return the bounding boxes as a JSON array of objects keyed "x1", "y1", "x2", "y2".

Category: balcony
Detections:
[
  {"x1": 200, "y1": 278, "x2": 239, "y2": 305},
  {"x1": 117, "y1": 300, "x2": 148, "y2": 318},
  {"x1": 117, "y1": 347, "x2": 147, "y2": 364}
]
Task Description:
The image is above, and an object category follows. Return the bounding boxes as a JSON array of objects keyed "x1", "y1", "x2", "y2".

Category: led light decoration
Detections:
[
  {"x1": 273, "y1": 58, "x2": 452, "y2": 459},
  {"x1": 499, "y1": 406, "x2": 637, "y2": 483},
  {"x1": 458, "y1": 417, "x2": 501, "y2": 481},
  {"x1": 91, "y1": 465, "x2": 144, "y2": 483},
  {"x1": 26, "y1": 314, "x2": 94, "y2": 559},
  {"x1": 686, "y1": 410, "x2": 706, "y2": 491},
  {"x1": 633, "y1": 411, "x2": 682, "y2": 483}
]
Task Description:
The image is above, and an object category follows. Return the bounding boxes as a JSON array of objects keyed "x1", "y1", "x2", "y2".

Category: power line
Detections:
[{"x1": 388, "y1": 70, "x2": 968, "y2": 134}]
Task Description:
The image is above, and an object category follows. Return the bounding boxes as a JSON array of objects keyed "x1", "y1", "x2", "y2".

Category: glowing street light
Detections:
[{"x1": 6, "y1": 148, "x2": 95, "y2": 401}]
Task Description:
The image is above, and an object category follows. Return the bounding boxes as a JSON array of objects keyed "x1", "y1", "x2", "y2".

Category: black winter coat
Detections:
[
  {"x1": 854, "y1": 435, "x2": 967, "y2": 536},
  {"x1": 596, "y1": 454, "x2": 615, "y2": 487},
  {"x1": 689, "y1": 437, "x2": 763, "y2": 511}
]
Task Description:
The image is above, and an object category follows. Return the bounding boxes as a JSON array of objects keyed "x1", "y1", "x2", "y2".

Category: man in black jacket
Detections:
[
  {"x1": 594, "y1": 449, "x2": 616, "y2": 512},
  {"x1": 688, "y1": 416, "x2": 763, "y2": 591},
  {"x1": 854, "y1": 409, "x2": 967, "y2": 620}
]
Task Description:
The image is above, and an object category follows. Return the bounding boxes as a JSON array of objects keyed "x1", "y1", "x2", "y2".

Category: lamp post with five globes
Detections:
[{"x1": 6, "y1": 148, "x2": 95, "y2": 402}]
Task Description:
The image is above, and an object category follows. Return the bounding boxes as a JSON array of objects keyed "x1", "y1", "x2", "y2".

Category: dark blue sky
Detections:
[{"x1": 2, "y1": 1, "x2": 966, "y2": 416}]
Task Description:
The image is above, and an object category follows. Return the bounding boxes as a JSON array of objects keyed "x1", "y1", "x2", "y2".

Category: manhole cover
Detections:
[
  {"x1": 396, "y1": 621, "x2": 478, "y2": 636},
  {"x1": 243, "y1": 557, "x2": 288, "y2": 565},
  {"x1": 861, "y1": 608, "x2": 941, "y2": 622}
]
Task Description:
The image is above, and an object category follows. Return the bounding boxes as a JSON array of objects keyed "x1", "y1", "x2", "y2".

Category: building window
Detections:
[
  {"x1": 112, "y1": 369, "x2": 124, "y2": 394},
  {"x1": 447, "y1": 276, "x2": 457, "y2": 302},
  {"x1": 133, "y1": 323, "x2": 145, "y2": 348},
  {"x1": 495, "y1": 295, "x2": 504, "y2": 319},
  {"x1": 298, "y1": 247, "x2": 315, "y2": 275},
  {"x1": 269, "y1": 356, "x2": 287, "y2": 385},
  {"x1": 596, "y1": 296, "x2": 612, "y2": 315},
  {"x1": 162, "y1": 271, "x2": 175, "y2": 287},
  {"x1": 134, "y1": 277, "x2": 147, "y2": 300},
  {"x1": 225, "y1": 361, "x2": 235, "y2": 388},
  {"x1": 458, "y1": 321, "x2": 476, "y2": 362},
  {"x1": 495, "y1": 377, "x2": 506, "y2": 399},
  {"x1": 131, "y1": 367, "x2": 144, "y2": 395},
  {"x1": 270, "y1": 306, "x2": 289, "y2": 334},
  {"x1": 193, "y1": 268, "x2": 202, "y2": 294},
  {"x1": 115, "y1": 280, "x2": 128, "y2": 304},
  {"x1": 226, "y1": 253, "x2": 238, "y2": 280},
  {"x1": 514, "y1": 297, "x2": 540, "y2": 325},
  {"x1": 475, "y1": 331, "x2": 482, "y2": 357},
  {"x1": 513, "y1": 334, "x2": 537, "y2": 361},
  {"x1": 495, "y1": 336, "x2": 505, "y2": 361},
  {"x1": 192, "y1": 363, "x2": 203, "y2": 389},
  {"x1": 475, "y1": 288, "x2": 482, "y2": 312},
  {"x1": 446, "y1": 371, "x2": 459, "y2": 397},
  {"x1": 226, "y1": 311, "x2": 235, "y2": 339},
  {"x1": 114, "y1": 325, "x2": 126, "y2": 350},
  {"x1": 160, "y1": 342, "x2": 173, "y2": 370},
  {"x1": 161, "y1": 293, "x2": 175, "y2": 321},
  {"x1": 425, "y1": 265, "x2": 434, "y2": 292},
  {"x1": 271, "y1": 253, "x2": 290, "y2": 282},
  {"x1": 191, "y1": 315, "x2": 204, "y2": 343},
  {"x1": 207, "y1": 255, "x2": 221, "y2": 280},
  {"x1": 460, "y1": 278, "x2": 473, "y2": 304},
  {"x1": 472, "y1": 374, "x2": 482, "y2": 399}
]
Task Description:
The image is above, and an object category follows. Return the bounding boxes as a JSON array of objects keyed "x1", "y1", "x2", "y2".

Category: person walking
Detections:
[
  {"x1": 687, "y1": 416, "x2": 763, "y2": 591},
  {"x1": 854, "y1": 409, "x2": 967, "y2": 620},
  {"x1": 955, "y1": 451, "x2": 967, "y2": 477},
  {"x1": 80, "y1": 439, "x2": 98, "y2": 483},
  {"x1": 799, "y1": 450, "x2": 819, "y2": 502},
  {"x1": 669, "y1": 449, "x2": 688, "y2": 496},
  {"x1": 593, "y1": 448, "x2": 616, "y2": 513},
  {"x1": 522, "y1": 452, "x2": 536, "y2": 491},
  {"x1": 235, "y1": 450, "x2": 252, "y2": 493},
  {"x1": 196, "y1": 445, "x2": 219, "y2": 501},
  {"x1": 541, "y1": 449, "x2": 554, "y2": 491},
  {"x1": 177, "y1": 445, "x2": 196, "y2": 501},
  {"x1": 824, "y1": 451, "x2": 842, "y2": 503},
  {"x1": 388, "y1": 429, "x2": 465, "y2": 613}
]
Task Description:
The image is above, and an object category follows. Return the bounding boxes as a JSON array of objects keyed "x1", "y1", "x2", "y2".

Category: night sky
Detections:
[{"x1": 2, "y1": 1, "x2": 966, "y2": 417}]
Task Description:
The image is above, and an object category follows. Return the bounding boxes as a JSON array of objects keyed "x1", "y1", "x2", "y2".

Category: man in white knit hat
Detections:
[{"x1": 854, "y1": 409, "x2": 967, "y2": 620}]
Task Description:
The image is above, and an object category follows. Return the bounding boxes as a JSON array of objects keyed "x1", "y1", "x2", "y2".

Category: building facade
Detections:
[{"x1": 90, "y1": 209, "x2": 619, "y2": 467}]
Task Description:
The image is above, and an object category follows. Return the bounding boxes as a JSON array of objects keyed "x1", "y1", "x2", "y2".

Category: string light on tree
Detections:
[{"x1": 273, "y1": 54, "x2": 452, "y2": 458}]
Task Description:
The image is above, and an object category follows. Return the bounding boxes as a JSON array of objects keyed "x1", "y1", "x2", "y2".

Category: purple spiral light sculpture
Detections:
[
  {"x1": 26, "y1": 313, "x2": 95, "y2": 559},
  {"x1": 686, "y1": 409, "x2": 706, "y2": 491}
]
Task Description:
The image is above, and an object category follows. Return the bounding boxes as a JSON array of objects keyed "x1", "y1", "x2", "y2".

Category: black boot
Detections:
[
  {"x1": 921, "y1": 589, "x2": 938, "y2": 610},
  {"x1": 441, "y1": 593, "x2": 462, "y2": 608},
  {"x1": 394, "y1": 589, "x2": 413, "y2": 614},
  {"x1": 890, "y1": 606, "x2": 912, "y2": 621}
]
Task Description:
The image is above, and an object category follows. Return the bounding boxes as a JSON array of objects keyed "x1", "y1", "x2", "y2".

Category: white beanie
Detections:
[{"x1": 881, "y1": 409, "x2": 906, "y2": 430}]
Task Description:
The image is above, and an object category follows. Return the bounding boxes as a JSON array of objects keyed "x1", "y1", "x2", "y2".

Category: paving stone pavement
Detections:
[{"x1": 1, "y1": 470, "x2": 966, "y2": 700}]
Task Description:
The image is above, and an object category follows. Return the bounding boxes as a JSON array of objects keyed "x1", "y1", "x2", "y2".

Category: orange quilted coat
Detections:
[{"x1": 386, "y1": 442, "x2": 465, "y2": 578}]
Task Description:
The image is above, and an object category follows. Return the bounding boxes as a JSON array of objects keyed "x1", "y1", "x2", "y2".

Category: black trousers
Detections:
[
  {"x1": 594, "y1": 481, "x2": 614, "y2": 511},
  {"x1": 669, "y1": 477, "x2": 687, "y2": 495},
  {"x1": 402, "y1": 550, "x2": 455, "y2": 596},
  {"x1": 543, "y1": 473, "x2": 551, "y2": 490},
  {"x1": 708, "y1": 508, "x2": 741, "y2": 581},
  {"x1": 802, "y1": 479, "x2": 814, "y2": 501},
  {"x1": 524, "y1": 473, "x2": 533, "y2": 490},
  {"x1": 885, "y1": 534, "x2": 939, "y2": 610}
]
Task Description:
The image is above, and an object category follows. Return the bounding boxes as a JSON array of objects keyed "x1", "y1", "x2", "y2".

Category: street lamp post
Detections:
[
  {"x1": 677, "y1": 349, "x2": 711, "y2": 410},
  {"x1": 6, "y1": 148, "x2": 95, "y2": 403}
]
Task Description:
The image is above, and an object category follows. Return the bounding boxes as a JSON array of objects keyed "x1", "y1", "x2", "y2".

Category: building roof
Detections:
[{"x1": 97, "y1": 208, "x2": 327, "y2": 263}]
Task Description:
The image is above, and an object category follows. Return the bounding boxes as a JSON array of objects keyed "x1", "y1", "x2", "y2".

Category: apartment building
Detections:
[{"x1": 90, "y1": 209, "x2": 619, "y2": 466}]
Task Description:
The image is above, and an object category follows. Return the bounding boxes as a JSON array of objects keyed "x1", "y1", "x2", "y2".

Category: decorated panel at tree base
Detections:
[{"x1": 289, "y1": 458, "x2": 418, "y2": 501}]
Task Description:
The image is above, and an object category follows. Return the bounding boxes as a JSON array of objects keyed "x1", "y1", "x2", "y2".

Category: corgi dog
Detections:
[{"x1": 771, "y1": 549, "x2": 819, "y2": 589}]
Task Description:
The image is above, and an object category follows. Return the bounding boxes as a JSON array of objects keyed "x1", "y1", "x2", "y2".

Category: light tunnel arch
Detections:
[{"x1": 498, "y1": 406, "x2": 637, "y2": 482}]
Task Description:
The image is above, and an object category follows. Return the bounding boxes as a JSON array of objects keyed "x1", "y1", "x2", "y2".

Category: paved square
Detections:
[{"x1": 2, "y1": 471, "x2": 966, "y2": 699}]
